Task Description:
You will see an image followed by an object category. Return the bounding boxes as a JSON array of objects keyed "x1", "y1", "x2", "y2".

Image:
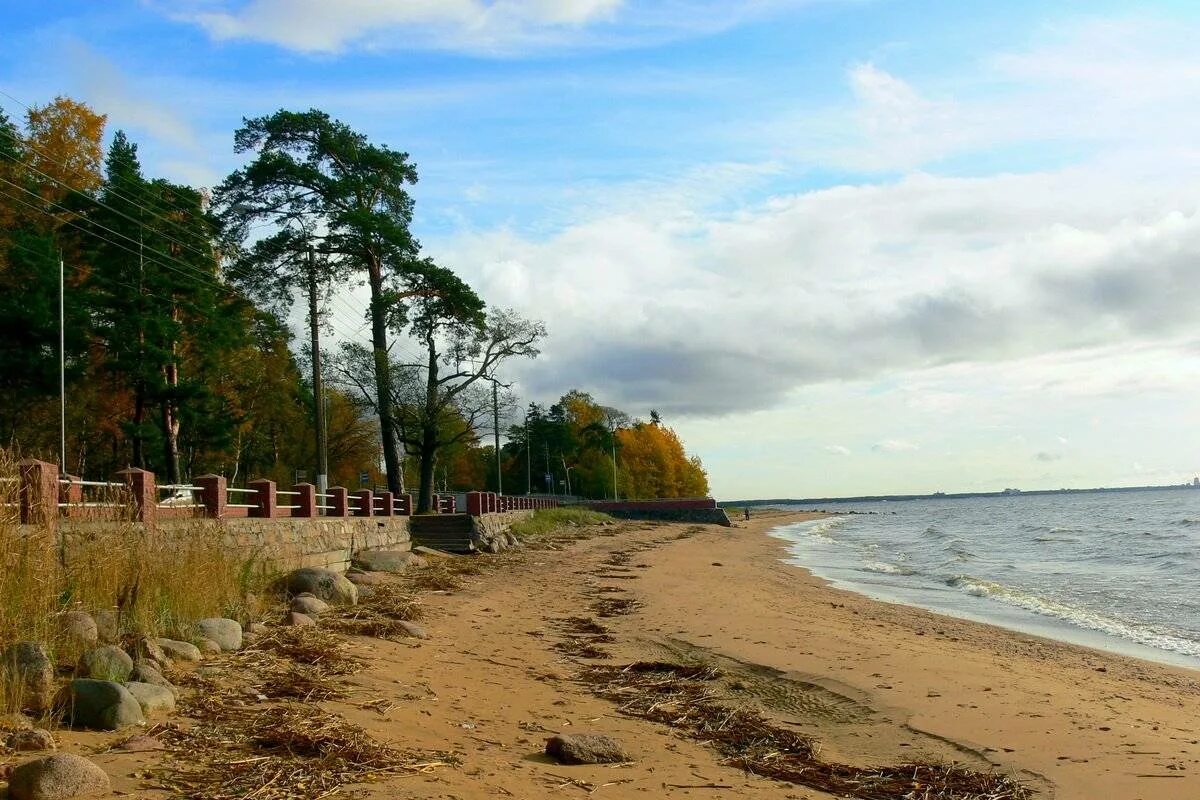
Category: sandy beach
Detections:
[{"x1": 63, "y1": 511, "x2": 1200, "y2": 798}]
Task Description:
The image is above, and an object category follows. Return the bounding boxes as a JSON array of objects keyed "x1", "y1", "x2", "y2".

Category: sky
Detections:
[{"x1": 3, "y1": 0, "x2": 1200, "y2": 499}]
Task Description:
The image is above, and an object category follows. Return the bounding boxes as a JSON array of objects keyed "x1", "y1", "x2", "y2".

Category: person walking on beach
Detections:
[{"x1": 744, "y1": 507, "x2": 751, "y2": 521}]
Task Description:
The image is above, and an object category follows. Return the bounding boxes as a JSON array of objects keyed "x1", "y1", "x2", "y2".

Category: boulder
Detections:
[
  {"x1": 486, "y1": 536, "x2": 506, "y2": 554},
  {"x1": 396, "y1": 620, "x2": 429, "y2": 640},
  {"x1": 353, "y1": 550, "x2": 425, "y2": 573},
  {"x1": 344, "y1": 570, "x2": 387, "y2": 586},
  {"x1": 154, "y1": 638, "x2": 202, "y2": 663},
  {"x1": 504, "y1": 532, "x2": 522, "y2": 548},
  {"x1": 282, "y1": 567, "x2": 358, "y2": 606},
  {"x1": 129, "y1": 660, "x2": 177, "y2": 698},
  {"x1": 6, "y1": 752, "x2": 110, "y2": 800},
  {"x1": 1, "y1": 643, "x2": 56, "y2": 714},
  {"x1": 91, "y1": 610, "x2": 120, "y2": 645},
  {"x1": 133, "y1": 637, "x2": 167, "y2": 664},
  {"x1": 246, "y1": 622, "x2": 270, "y2": 637},
  {"x1": 5, "y1": 728, "x2": 55, "y2": 752},
  {"x1": 116, "y1": 734, "x2": 164, "y2": 752},
  {"x1": 289, "y1": 594, "x2": 329, "y2": 615},
  {"x1": 196, "y1": 638, "x2": 221, "y2": 656},
  {"x1": 58, "y1": 610, "x2": 98, "y2": 651},
  {"x1": 76, "y1": 645, "x2": 133, "y2": 683},
  {"x1": 55, "y1": 679, "x2": 144, "y2": 731},
  {"x1": 281, "y1": 611, "x2": 316, "y2": 627},
  {"x1": 122, "y1": 681, "x2": 175, "y2": 716},
  {"x1": 545, "y1": 733, "x2": 631, "y2": 764},
  {"x1": 194, "y1": 618, "x2": 242, "y2": 652}
]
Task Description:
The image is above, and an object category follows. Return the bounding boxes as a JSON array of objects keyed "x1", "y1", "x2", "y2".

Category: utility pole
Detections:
[
  {"x1": 611, "y1": 426, "x2": 618, "y2": 501},
  {"x1": 59, "y1": 252, "x2": 65, "y2": 471},
  {"x1": 492, "y1": 379, "x2": 502, "y2": 496},
  {"x1": 307, "y1": 248, "x2": 329, "y2": 497},
  {"x1": 560, "y1": 454, "x2": 572, "y2": 497}
]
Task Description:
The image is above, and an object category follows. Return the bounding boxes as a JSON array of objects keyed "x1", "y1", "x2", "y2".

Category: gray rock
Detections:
[
  {"x1": 55, "y1": 679, "x2": 144, "y2": 731},
  {"x1": 133, "y1": 637, "x2": 166, "y2": 663},
  {"x1": 129, "y1": 660, "x2": 177, "y2": 698},
  {"x1": 92, "y1": 610, "x2": 120, "y2": 645},
  {"x1": 196, "y1": 638, "x2": 221, "y2": 656},
  {"x1": 116, "y1": 734, "x2": 164, "y2": 752},
  {"x1": 154, "y1": 638, "x2": 202, "y2": 663},
  {"x1": 289, "y1": 594, "x2": 329, "y2": 615},
  {"x1": 122, "y1": 681, "x2": 176, "y2": 716},
  {"x1": 1, "y1": 643, "x2": 55, "y2": 714},
  {"x1": 504, "y1": 532, "x2": 522, "y2": 548},
  {"x1": 486, "y1": 536, "x2": 506, "y2": 554},
  {"x1": 58, "y1": 610, "x2": 98, "y2": 651},
  {"x1": 5, "y1": 727, "x2": 55, "y2": 752},
  {"x1": 281, "y1": 611, "x2": 316, "y2": 627},
  {"x1": 7, "y1": 752, "x2": 110, "y2": 800},
  {"x1": 545, "y1": 733, "x2": 631, "y2": 764},
  {"x1": 353, "y1": 550, "x2": 425, "y2": 573},
  {"x1": 283, "y1": 567, "x2": 358, "y2": 606},
  {"x1": 195, "y1": 618, "x2": 242, "y2": 651},
  {"x1": 396, "y1": 620, "x2": 429, "y2": 640},
  {"x1": 76, "y1": 645, "x2": 133, "y2": 683},
  {"x1": 344, "y1": 570, "x2": 387, "y2": 586}
]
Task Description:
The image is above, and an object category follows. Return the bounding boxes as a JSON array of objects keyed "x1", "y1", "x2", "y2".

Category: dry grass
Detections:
[
  {"x1": 0, "y1": 451, "x2": 264, "y2": 714},
  {"x1": 253, "y1": 627, "x2": 365, "y2": 677},
  {"x1": 581, "y1": 661, "x2": 1033, "y2": 800}
]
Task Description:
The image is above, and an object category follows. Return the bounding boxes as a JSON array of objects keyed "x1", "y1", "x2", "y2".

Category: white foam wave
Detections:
[
  {"x1": 801, "y1": 515, "x2": 850, "y2": 540},
  {"x1": 947, "y1": 576, "x2": 1200, "y2": 658},
  {"x1": 860, "y1": 561, "x2": 913, "y2": 575}
]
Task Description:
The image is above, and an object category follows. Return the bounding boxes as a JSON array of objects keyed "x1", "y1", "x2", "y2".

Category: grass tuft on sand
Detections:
[{"x1": 508, "y1": 507, "x2": 612, "y2": 539}]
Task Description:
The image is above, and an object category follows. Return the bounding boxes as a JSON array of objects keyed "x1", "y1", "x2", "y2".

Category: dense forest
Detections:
[{"x1": 0, "y1": 96, "x2": 709, "y2": 505}]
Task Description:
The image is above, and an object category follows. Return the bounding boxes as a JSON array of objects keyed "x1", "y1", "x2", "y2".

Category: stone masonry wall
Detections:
[
  {"x1": 470, "y1": 510, "x2": 534, "y2": 549},
  {"x1": 58, "y1": 516, "x2": 411, "y2": 574}
]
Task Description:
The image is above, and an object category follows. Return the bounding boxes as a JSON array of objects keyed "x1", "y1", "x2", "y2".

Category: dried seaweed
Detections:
[{"x1": 580, "y1": 662, "x2": 1033, "y2": 800}]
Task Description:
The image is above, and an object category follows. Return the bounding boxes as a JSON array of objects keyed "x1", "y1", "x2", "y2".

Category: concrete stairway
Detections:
[{"x1": 409, "y1": 514, "x2": 476, "y2": 553}]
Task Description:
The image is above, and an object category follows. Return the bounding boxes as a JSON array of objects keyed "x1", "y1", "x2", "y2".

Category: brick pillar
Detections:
[
  {"x1": 396, "y1": 493, "x2": 412, "y2": 516},
  {"x1": 58, "y1": 474, "x2": 82, "y2": 517},
  {"x1": 328, "y1": 487, "x2": 348, "y2": 517},
  {"x1": 377, "y1": 490, "x2": 394, "y2": 517},
  {"x1": 466, "y1": 491, "x2": 482, "y2": 516},
  {"x1": 196, "y1": 474, "x2": 226, "y2": 518},
  {"x1": 248, "y1": 478, "x2": 276, "y2": 518},
  {"x1": 116, "y1": 467, "x2": 155, "y2": 524},
  {"x1": 18, "y1": 459, "x2": 58, "y2": 528},
  {"x1": 295, "y1": 483, "x2": 316, "y2": 517},
  {"x1": 353, "y1": 489, "x2": 373, "y2": 517}
]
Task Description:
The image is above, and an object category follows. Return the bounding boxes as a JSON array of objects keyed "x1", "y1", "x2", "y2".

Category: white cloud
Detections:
[
  {"x1": 871, "y1": 439, "x2": 920, "y2": 454},
  {"x1": 823, "y1": 445, "x2": 851, "y2": 456},
  {"x1": 169, "y1": 0, "x2": 798, "y2": 55}
]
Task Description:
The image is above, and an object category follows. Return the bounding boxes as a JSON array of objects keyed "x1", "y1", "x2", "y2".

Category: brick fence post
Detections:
[
  {"x1": 466, "y1": 491, "x2": 482, "y2": 516},
  {"x1": 377, "y1": 490, "x2": 394, "y2": 517},
  {"x1": 353, "y1": 489, "x2": 373, "y2": 517},
  {"x1": 249, "y1": 478, "x2": 276, "y2": 518},
  {"x1": 328, "y1": 487, "x2": 348, "y2": 517},
  {"x1": 196, "y1": 474, "x2": 226, "y2": 519},
  {"x1": 116, "y1": 467, "x2": 155, "y2": 524},
  {"x1": 18, "y1": 459, "x2": 58, "y2": 528},
  {"x1": 295, "y1": 483, "x2": 316, "y2": 517},
  {"x1": 58, "y1": 473, "x2": 81, "y2": 517},
  {"x1": 396, "y1": 493, "x2": 412, "y2": 516}
]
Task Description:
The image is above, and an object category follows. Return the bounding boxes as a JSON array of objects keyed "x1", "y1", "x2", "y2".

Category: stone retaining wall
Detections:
[
  {"x1": 470, "y1": 510, "x2": 534, "y2": 551},
  {"x1": 58, "y1": 516, "x2": 411, "y2": 574}
]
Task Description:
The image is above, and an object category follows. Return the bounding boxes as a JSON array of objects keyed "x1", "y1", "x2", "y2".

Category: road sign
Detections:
[{"x1": 359, "y1": 471, "x2": 370, "y2": 488}]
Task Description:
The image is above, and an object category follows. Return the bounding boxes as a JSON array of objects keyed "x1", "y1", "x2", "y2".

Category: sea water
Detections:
[{"x1": 770, "y1": 489, "x2": 1200, "y2": 669}]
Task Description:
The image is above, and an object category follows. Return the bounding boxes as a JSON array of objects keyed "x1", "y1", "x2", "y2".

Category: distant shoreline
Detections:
[{"x1": 725, "y1": 481, "x2": 1200, "y2": 506}]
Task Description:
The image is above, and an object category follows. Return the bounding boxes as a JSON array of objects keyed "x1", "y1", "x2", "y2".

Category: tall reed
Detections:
[{"x1": 0, "y1": 451, "x2": 264, "y2": 714}]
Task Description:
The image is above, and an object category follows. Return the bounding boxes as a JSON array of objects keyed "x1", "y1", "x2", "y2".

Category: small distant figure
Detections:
[{"x1": 743, "y1": 507, "x2": 751, "y2": 521}]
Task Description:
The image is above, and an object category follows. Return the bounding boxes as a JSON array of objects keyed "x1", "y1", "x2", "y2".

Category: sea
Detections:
[{"x1": 770, "y1": 488, "x2": 1200, "y2": 669}]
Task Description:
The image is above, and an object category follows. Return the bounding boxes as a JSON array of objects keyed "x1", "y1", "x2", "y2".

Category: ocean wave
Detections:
[
  {"x1": 860, "y1": 561, "x2": 914, "y2": 576},
  {"x1": 1176, "y1": 518, "x2": 1200, "y2": 527},
  {"x1": 946, "y1": 576, "x2": 1200, "y2": 658},
  {"x1": 801, "y1": 516, "x2": 850, "y2": 540}
]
